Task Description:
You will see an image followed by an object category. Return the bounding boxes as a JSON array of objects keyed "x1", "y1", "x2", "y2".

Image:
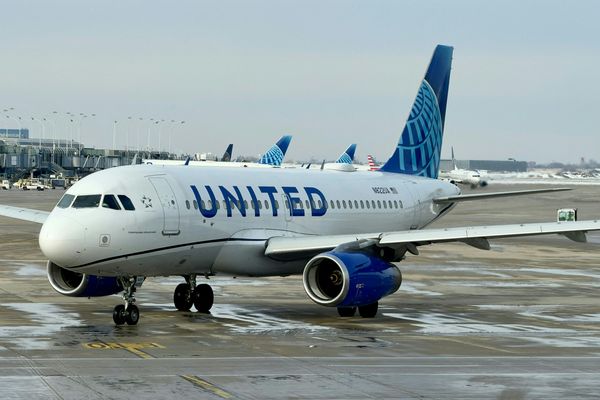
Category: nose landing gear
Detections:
[
  {"x1": 113, "y1": 276, "x2": 142, "y2": 326},
  {"x1": 173, "y1": 274, "x2": 214, "y2": 313}
]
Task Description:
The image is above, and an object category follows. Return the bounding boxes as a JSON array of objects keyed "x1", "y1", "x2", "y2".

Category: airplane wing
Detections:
[
  {"x1": 0, "y1": 205, "x2": 50, "y2": 224},
  {"x1": 265, "y1": 219, "x2": 600, "y2": 261}
]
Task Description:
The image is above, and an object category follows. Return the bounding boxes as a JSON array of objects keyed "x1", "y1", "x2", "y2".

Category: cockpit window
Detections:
[
  {"x1": 102, "y1": 195, "x2": 121, "y2": 210},
  {"x1": 57, "y1": 194, "x2": 75, "y2": 209},
  {"x1": 72, "y1": 195, "x2": 101, "y2": 209},
  {"x1": 118, "y1": 195, "x2": 135, "y2": 211}
]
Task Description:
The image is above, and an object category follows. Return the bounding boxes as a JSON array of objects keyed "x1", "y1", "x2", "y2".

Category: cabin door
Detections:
[{"x1": 148, "y1": 176, "x2": 181, "y2": 235}]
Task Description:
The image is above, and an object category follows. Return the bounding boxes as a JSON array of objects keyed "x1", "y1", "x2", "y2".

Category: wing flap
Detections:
[{"x1": 0, "y1": 205, "x2": 50, "y2": 224}]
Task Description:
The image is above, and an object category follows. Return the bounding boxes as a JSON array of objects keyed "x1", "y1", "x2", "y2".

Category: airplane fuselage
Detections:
[{"x1": 39, "y1": 164, "x2": 460, "y2": 278}]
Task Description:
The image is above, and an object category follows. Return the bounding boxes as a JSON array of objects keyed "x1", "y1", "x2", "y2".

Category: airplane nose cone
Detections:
[{"x1": 39, "y1": 215, "x2": 86, "y2": 268}]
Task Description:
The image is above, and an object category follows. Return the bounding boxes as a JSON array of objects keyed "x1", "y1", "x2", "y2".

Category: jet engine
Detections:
[
  {"x1": 302, "y1": 250, "x2": 402, "y2": 307},
  {"x1": 47, "y1": 261, "x2": 123, "y2": 297}
]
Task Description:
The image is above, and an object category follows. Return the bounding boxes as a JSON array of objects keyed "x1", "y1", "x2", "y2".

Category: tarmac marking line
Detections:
[
  {"x1": 82, "y1": 342, "x2": 164, "y2": 359},
  {"x1": 181, "y1": 375, "x2": 233, "y2": 399}
]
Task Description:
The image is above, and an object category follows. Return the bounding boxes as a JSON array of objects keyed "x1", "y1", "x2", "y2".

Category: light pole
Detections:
[
  {"x1": 112, "y1": 120, "x2": 118, "y2": 153},
  {"x1": 30, "y1": 116, "x2": 46, "y2": 150}
]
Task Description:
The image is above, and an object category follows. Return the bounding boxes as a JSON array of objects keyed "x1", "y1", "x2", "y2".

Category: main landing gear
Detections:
[
  {"x1": 113, "y1": 277, "x2": 141, "y2": 326},
  {"x1": 337, "y1": 301, "x2": 379, "y2": 318},
  {"x1": 173, "y1": 274, "x2": 214, "y2": 313}
]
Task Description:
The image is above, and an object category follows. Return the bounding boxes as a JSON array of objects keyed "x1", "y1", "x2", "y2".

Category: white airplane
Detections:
[
  {"x1": 143, "y1": 136, "x2": 292, "y2": 168},
  {"x1": 1, "y1": 45, "x2": 598, "y2": 326},
  {"x1": 440, "y1": 147, "x2": 488, "y2": 188},
  {"x1": 302, "y1": 144, "x2": 357, "y2": 170}
]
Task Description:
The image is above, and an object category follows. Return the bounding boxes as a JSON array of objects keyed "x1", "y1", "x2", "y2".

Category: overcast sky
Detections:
[{"x1": 1, "y1": 0, "x2": 599, "y2": 163}]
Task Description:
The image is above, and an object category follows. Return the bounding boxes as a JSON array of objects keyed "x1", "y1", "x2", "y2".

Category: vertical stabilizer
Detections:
[
  {"x1": 380, "y1": 45, "x2": 453, "y2": 178},
  {"x1": 451, "y1": 146, "x2": 457, "y2": 170},
  {"x1": 221, "y1": 144, "x2": 233, "y2": 162},
  {"x1": 259, "y1": 135, "x2": 292, "y2": 166},
  {"x1": 335, "y1": 144, "x2": 357, "y2": 164}
]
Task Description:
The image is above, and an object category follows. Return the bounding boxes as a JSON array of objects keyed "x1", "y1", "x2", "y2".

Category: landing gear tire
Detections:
[
  {"x1": 125, "y1": 304, "x2": 140, "y2": 325},
  {"x1": 173, "y1": 283, "x2": 193, "y2": 311},
  {"x1": 337, "y1": 307, "x2": 357, "y2": 317},
  {"x1": 358, "y1": 302, "x2": 378, "y2": 318},
  {"x1": 193, "y1": 283, "x2": 214, "y2": 313},
  {"x1": 113, "y1": 304, "x2": 126, "y2": 325},
  {"x1": 113, "y1": 276, "x2": 143, "y2": 326}
]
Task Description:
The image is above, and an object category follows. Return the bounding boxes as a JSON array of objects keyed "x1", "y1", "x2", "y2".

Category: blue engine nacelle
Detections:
[
  {"x1": 47, "y1": 261, "x2": 123, "y2": 297},
  {"x1": 302, "y1": 250, "x2": 402, "y2": 307}
]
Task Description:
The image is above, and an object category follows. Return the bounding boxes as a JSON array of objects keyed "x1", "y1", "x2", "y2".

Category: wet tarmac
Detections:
[{"x1": 1, "y1": 184, "x2": 600, "y2": 399}]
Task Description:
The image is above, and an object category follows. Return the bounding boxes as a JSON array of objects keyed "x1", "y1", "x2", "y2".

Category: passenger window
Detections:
[
  {"x1": 244, "y1": 200, "x2": 248, "y2": 209},
  {"x1": 377, "y1": 200, "x2": 382, "y2": 209},
  {"x1": 216, "y1": 201, "x2": 220, "y2": 210},
  {"x1": 264, "y1": 200, "x2": 270, "y2": 210},
  {"x1": 186, "y1": 200, "x2": 190, "y2": 210},
  {"x1": 360, "y1": 200, "x2": 364, "y2": 209},
  {"x1": 371, "y1": 200, "x2": 376, "y2": 209},
  {"x1": 117, "y1": 195, "x2": 135, "y2": 211},
  {"x1": 193, "y1": 200, "x2": 198, "y2": 210},
  {"x1": 354, "y1": 200, "x2": 358, "y2": 209},
  {"x1": 393, "y1": 200, "x2": 398, "y2": 209},
  {"x1": 383, "y1": 201, "x2": 387, "y2": 209},
  {"x1": 57, "y1": 194, "x2": 75, "y2": 209},
  {"x1": 102, "y1": 195, "x2": 121, "y2": 210},
  {"x1": 201, "y1": 200, "x2": 206, "y2": 209},
  {"x1": 73, "y1": 194, "x2": 101, "y2": 209},
  {"x1": 336, "y1": 200, "x2": 341, "y2": 209},
  {"x1": 366, "y1": 200, "x2": 370, "y2": 209},
  {"x1": 388, "y1": 200, "x2": 393, "y2": 209},
  {"x1": 342, "y1": 200, "x2": 347, "y2": 209},
  {"x1": 258, "y1": 200, "x2": 262, "y2": 210},
  {"x1": 330, "y1": 200, "x2": 335, "y2": 209},
  {"x1": 306, "y1": 200, "x2": 310, "y2": 209},
  {"x1": 318, "y1": 200, "x2": 323, "y2": 209},
  {"x1": 348, "y1": 200, "x2": 352, "y2": 209}
]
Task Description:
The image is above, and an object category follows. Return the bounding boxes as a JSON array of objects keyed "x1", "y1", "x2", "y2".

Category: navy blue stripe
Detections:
[{"x1": 70, "y1": 237, "x2": 265, "y2": 270}]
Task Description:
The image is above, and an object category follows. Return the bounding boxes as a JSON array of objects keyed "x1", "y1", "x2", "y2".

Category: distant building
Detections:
[
  {"x1": 439, "y1": 159, "x2": 527, "y2": 172},
  {"x1": 0, "y1": 128, "x2": 29, "y2": 139}
]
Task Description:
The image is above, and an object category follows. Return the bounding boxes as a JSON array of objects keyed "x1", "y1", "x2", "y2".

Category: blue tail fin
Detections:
[
  {"x1": 335, "y1": 144, "x2": 357, "y2": 164},
  {"x1": 259, "y1": 135, "x2": 292, "y2": 166},
  {"x1": 380, "y1": 45, "x2": 453, "y2": 178},
  {"x1": 221, "y1": 144, "x2": 233, "y2": 162}
]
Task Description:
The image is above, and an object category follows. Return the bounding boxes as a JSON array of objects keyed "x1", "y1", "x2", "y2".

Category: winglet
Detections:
[
  {"x1": 259, "y1": 135, "x2": 292, "y2": 166},
  {"x1": 335, "y1": 144, "x2": 357, "y2": 164},
  {"x1": 184, "y1": 156, "x2": 191, "y2": 166},
  {"x1": 380, "y1": 45, "x2": 453, "y2": 178}
]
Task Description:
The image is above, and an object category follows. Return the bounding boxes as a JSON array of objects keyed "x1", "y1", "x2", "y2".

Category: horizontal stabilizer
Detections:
[
  {"x1": 433, "y1": 188, "x2": 571, "y2": 204},
  {"x1": 0, "y1": 205, "x2": 49, "y2": 224}
]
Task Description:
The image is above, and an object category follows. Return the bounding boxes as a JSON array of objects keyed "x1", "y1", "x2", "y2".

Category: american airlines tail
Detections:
[
  {"x1": 380, "y1": 45, "x2": 453, "y2": 178},
  {"x1": 259, "y1": 135, "x2": 292, "y2": 166},
  {"x1": 335, "y1": 144, "x2": 357, "y2": 164}
]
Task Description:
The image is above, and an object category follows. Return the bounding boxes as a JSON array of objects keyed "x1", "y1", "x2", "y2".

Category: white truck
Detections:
[{"x1": 1, "y1": 180, "x2": 11, "y2": 190}]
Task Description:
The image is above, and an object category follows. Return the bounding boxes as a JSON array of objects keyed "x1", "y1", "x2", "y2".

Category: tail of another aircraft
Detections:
[
  {"x1": 221, "y1": 144, "x2": 233, "y2": 162},
  {"x1": 451, "y1": 146, "x2": 457, "y2": 170},
  {"x1": 259, "y1": 135, "x2": 292, "y2": 166},
  {"x1": 335, "y1": 144, "x2": 357, "y2": 164},
  {"x1": 367, "y1": 155, "x2": 379, "y2": 171},
  {"x1": 380, "y1": 45, "x2": 453, "y2": 178}
]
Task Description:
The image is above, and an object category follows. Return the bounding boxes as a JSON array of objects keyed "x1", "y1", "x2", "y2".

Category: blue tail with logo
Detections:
[
  {"x1": 221, "y1": 144, "x2": 233, "y2": 162},
  {"x1": 259, "y1": 135, "x2": 292, "y2": 166},
  {"x1": 335, "y1": 144, "x2": 357, "y2": 164},
  {"x1": 380, "y1": 45, "x2": 453, "y2": 178}
]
